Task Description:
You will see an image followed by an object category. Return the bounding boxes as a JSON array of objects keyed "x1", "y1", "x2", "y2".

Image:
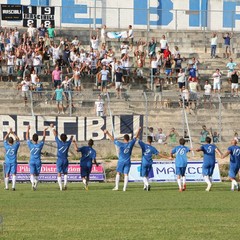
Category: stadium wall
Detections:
[{"x1": 1, "y1": 0, "x2": 240, "y2": 30}]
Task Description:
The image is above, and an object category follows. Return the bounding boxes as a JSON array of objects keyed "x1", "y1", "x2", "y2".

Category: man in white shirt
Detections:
[
  {"x1": 212, "y1": 68, "x2": 221, "y2": 94},
  {"x1": 127, "y1": 25, "x2": 134, "y2": 45},
  {"x1": 177, "y1": 68, "x2": 186, "y2": 92},
  {"x1": 7, "y1": 51, "x2": 15, "y2": 82},
  {"x1": 210, "y1": 33, "x2": 218, "y2": 58},
  {"x1": 100, "y1": 65, "x2": 109, "y2": 93},
  {"x1": 95, "y1": 95, "x2": 105, "y2": 117},
  {"x1": 27, "y1": 24, "x2": 36, "y2": 42},
  {"x1": 20, "y1": 77, "x2": 31, "y2": 106},
  {"x1": 33, "y1": 51, "x2": 42, "y2": 75},
  {"x1": 204, "y1": 80, "x2": 212, "y2": 108},
  {"x1": 155, "y1": 128, "x2": 167, "y2": 144},
  {"x1": 160, "y1": 35, "x2": 168, "y2": 53}
]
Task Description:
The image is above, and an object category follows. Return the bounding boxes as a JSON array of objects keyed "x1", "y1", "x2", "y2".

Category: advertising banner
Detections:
[
  {"x1": 129, "y1": 161, "x2": 221, "y2": 182},
  {"x1": 5, "y1": 163, "x2": 105, "y2": 182}
]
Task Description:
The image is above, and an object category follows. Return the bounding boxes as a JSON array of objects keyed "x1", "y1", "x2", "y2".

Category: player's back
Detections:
[
  {"x1": 228, "y1": 145, "x2": 240, "y2": 166},
  {"x1": 114, "y1": 139, "x2": 136, "y2": 163},
  {"x1": 27, "y1": 140, "x2": 44, "y2": 162},
  {"x1": 172, "y1": 145, "x2": 190, "y2": 167},
  {"x1": 55, "y1": 136, "x2": 71, "y2": 160},
  {"x1": 201, "y1": 144, "x2": 216, "y2": 164},
  {"x1": 78, "y1": 146, "x2": 96, "y2": 166},
  {"x1": 139, "y1": 140, "x2": 159, "y2": 164},
  {"x1": 4, "y1": 140, "x2": 20, "y2": 163}
]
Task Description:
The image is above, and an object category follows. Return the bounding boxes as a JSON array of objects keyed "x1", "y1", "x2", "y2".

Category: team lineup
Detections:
[{"x1": 3, "y1": 126, "x2": 240, "y2": 192}]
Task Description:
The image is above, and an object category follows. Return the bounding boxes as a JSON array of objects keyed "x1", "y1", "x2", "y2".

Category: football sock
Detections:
[
  {"x1": 30, "y1": 175, "x2": 34, "y2": 186},
  {"x1": 12, "y1": 175, "x2": 16, "y2": 189},
  {"x1": 57, "y1": 176, "x2": 62, "y2": 190},
  {"x1": 232, "y1": 179, "x2": 238, "y2": 187},
  {"x1": 5, "y1": 177, "x2": 9, "y2": 189},
  {"x1": 143, "y1": 177, "x2": 148, "y2": 187},
  {"x1": 35, "y1": 176, "x2": 39, "y2": 188},
  {"x1": 123, "y1": 175, "x2": 128, "y2": 191},
  {"x1": 115, "y1": 174, "x2": 120, "y2": 189},
  {"x1": 209, "y1": 176, "x2": 212, "y2": 183},
  {"x1": 177, "y1": 178, "x2": 182, "y2": 189},
  {"x1": 182, "y1": 176, "x2": 186, "y2": 186},
  {"x1": 64, "y1": 175, "x2": 68, "y2": 186},
  {"x1": 204, "y1": 176, "x2": 210, "y2": 185},
  {"x1": 83, "y1": 178, "x2": 86, "y2": 186}
]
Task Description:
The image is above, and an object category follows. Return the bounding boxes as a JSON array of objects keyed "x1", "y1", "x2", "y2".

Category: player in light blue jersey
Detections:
[
  {"x1": 26, "y1": 125, "x2": 48, "y2": 191},
  {"x1": 222, "y1": 139, "x2": 240, "y2": 191},
  {"x1": 196, "y1": 137, "x2": 222, "y2": 191},
  {"x1": 4, "y1": 128, "x2": 20, "y2": 191},
  {"x1": 170, "y1": 138, "x2": 192, "y2": 192},
  {"x1": 139, "y1": 136, "x2": 166, "y2": 191},
  {"x1": 104, "y1": 128, "x2": 141, "y2": 191},
  {"x1": 73, "y1": 139, "x2": 98, "y2": 190},
  {"x1": 50, "y1": 124, "x2": 73, "y2": 191}
]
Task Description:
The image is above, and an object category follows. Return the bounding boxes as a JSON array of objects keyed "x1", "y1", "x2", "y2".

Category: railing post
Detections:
[
  {"x1": 118, "y1": 8, "x2": 120, "y2": 29},
  {"x1": 69, "y1": 92, "x2": 72, "y2": 117},
  {"x1": 218, "y1": 95, "x2": 222, "y2": 142},
  {"x1": 93, "y1": 0, "x2": 97, "y2": 30},
  {"x1": 29, "y1": 91, "x2": 35, "y2": 117},
  {"x1": 143, "y1": 92, "x2": 148, "y2": 142}
]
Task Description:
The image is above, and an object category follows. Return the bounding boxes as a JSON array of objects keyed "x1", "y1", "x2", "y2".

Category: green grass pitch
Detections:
[{"x1": 0, "y1": 182, "x2": 240, "y2": 240}]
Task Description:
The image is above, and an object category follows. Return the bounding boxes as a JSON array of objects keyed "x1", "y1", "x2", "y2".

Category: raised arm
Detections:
[
  {"x1": 72, "y1": 139, "x2": 78, "y2": 151},
  {"x1": 135, "y1": 127, "x2": 142, "y2": 139},
  {"x1": 4, "y1": 128, "x2": 12, "y2": 141},
  {"x1": 42, "y1": 127, "x2": 48, "y2": 141},
  {"x1": 104, "y1": 129, "x2": 114, "y2": 141},
  {"x1": 9, "y1": 128, "x2": 20, "y2": 141},
  {"x1": 50, "y1": 123, "x2": 57, "y2": 137},
  {"x1": 26, "y1": 125, "x2": 30, "y2": 140}
]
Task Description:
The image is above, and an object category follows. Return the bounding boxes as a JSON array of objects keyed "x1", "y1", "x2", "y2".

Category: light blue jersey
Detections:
[
  {"x1": 139, "y1": 140, "x2": 159, "y2": 164},
  {"x1": 77, "y1": 146, "x2": 96, "y2": 167},
  {"x1": 200, "y1": 144, "x2": 217, "y2": 165},
  {"x1": 114, "y1": 138, "x2": 136, "y2": 164},
  {"x1": 228, "y1": 145, "x2": 240, "y2": 167},
  {"x1": 172, "y1": 145, "x2": 190, "y2": 167},
  {"x1": 55, "y1": 136, "x2": 72, "y2": 161},
  {"x1": 27, "y1": 140, "x2": 44, "y2": 163},
  {"x1": 4, "y1": 140, "x2": 20, "y2": 164}
]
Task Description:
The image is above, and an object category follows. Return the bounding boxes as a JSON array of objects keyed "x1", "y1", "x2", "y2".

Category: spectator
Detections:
[
  {"x1": 19, "y1": 77, "x2": 31, "y2": 106},
  {"x1": 210, "y1": 128, "x2": 219, "y2": 143},
  {"x1": 115, "y1": 67, "x2": 124, "y2": 99},
  {"x1": 120, "y1": 41, "x2": 129, "y2": 58},
  {"x1": 204, "y1": 80, "x2": 212, "y2": 108},
  {"x1": 7, "y1": 51, "x2": 15, "y2": 82},
  {"x1": 38, "y1": 23, "x2": 47, "y2": 39},
  {"x1": 154, "y1": 77, "x2": 163, "y2": 108},
  {"x1": 27, "y1": 23, "x2": 36, "y2": 42},
  {"x1": 148, "y1": 38, "x2": 157, "y2": 58},
  {"x1": 90, "y1": 29, "x2": 99, "y2": 51},
  {"x1": 230, "y1": 70, "x2": 239, "y2": 97},
  {"x1": 200, "y1": 125, "x2": 209, "y2": 143},
  {"x1": 174, "y1": 53, "x2": 184, "y2": 73},
  {"x1": 172, "y1": 46, "x2": 180, "y2": 58},
  {"x1": 34, "y1": 76, "x2": 43, "y2": 99},
  {"x1": 95, "y1": 95, "x2": 105, "y2": 117},
  {"x1": 30, "y1": 69, "x2": 37, "y2": 85},
  {"x1": 226, "y1": 58, "x2": 237, "y2": 81},
  {"x1": 73, "y1": 67, "x2": 81, "y2": 92},
  {"x1": 222, "y1": 32, "x2": 232, "y2": 58},
  {"x1": 210, "y1": 33, "x2": 218, "y2": 58},
  {"x1": 100, "y1": 65, "x2": 109, "y2": 93},
  {"x1": 189, "y1": 79, "x2": 199, "y2": 110},
  {"x1": 148, "y1": 127, "x2": 155, "y2": 140},
  {"x1": 33, "y1": 51, "x2": 42, "y2": 75},
  {"x1": 167, "y1": 128, "x2": 179, "y2": 144},
  {"x1": 177, "y1": 68, "x2": 186, "y2": 92},
  {"x1": 127, "y1": 25, "x2": 134, "y2": 45},
  {"x1": 160, "y1": 35, "x2": 168, "y2": 53},
  {"x1": 71, "y1": 36, "x2": 79, "y2": 46},
  {"x1": 51, "y1": 84, "x2": 66, "y2": 114},
  {"x1": 179, "y1": 86, "x2": 190, "y2": 113},
  {"x1": 188, "y1": 64, "x2": 197, "y2": 82},
  {"x1": 52, "y1": 65, "x2": 62, "y2": 89},
  {"x1": 61, "y1": 75, "x2": 74, "y2": 110},
  {"x1": 151, "y1": 56, "x2": 158, "y2": 76},
  {"x1": 155, "y1": 128, "x2": 167, "y2": 144},
  {"x1": 212, "y1": 68, "x2": 222, "y2": 94},
  {"x1": 47, "y1": 24, "x2": 56, "y2": 40}
]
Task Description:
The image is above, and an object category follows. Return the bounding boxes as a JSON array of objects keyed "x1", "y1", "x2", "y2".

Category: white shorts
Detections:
[
  {"x1": 231, "y1": 83, "x2": 238, "y2": 89},
  {"x1": 213, "y1": 81, "x2": 220, "y2": 90},
  {"x1": 74, "y1": 79, "x2": 81, "y2": 87},
  {"x1": 115, "y1": 82, "x2": 123, "y2": 89},
  {"x1": 228, "y1": 71, "x2": 233, "y2": 78}
]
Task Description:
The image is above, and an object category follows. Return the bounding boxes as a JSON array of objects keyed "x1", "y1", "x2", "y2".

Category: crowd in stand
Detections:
[{"x1": 0, "y1": 24, "x2": 239, "y2": 111}]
